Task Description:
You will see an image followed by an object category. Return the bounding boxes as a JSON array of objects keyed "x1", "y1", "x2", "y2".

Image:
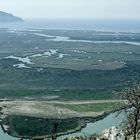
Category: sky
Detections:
[{"x1": 0, "y1": 0, "x2": 140, "y2": 20}]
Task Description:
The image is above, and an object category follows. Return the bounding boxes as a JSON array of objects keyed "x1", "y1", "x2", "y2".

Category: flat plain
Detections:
[
  {"x1": 0, "y1": 28, "x2": 140, "y2": 138},
  {"x1": 0, "y1": 29, "x2": 140, "y2": 101}
]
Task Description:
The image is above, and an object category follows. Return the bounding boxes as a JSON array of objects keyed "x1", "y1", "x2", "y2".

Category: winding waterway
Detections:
[
  {"x1": 0, "y1": 111, "x2": 126, "y2": 140},
  {"x1": 58, "y1": 111, "x2": 125, "y2": 139},
  {"x1": 33, "y1": 32, "x2": 140, "y2": 46},
  {"x1": 0, "y1": 130, "x2": 15, "y2": 140}
]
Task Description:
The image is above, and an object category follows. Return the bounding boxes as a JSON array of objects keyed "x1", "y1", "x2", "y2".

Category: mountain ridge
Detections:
[{"x1": 0, "y1": 11, "x2": 23, "y2": 22}]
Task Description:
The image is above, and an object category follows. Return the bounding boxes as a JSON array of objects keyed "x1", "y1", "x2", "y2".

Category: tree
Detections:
[{"x1": 121, "y1": 83, "x2": 140, "y2": 140}]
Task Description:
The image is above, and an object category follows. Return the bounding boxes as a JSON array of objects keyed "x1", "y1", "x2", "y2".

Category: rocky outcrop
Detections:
[
  {"x1": 63, "y1": 126, "x2": 126, "y2": 140},
  {"x1": 99, "y1": 126, "x2": 125, "y2": 140}
]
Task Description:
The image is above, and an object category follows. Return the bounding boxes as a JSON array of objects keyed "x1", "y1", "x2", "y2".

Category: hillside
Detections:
[{"x1": 0, "y1": 11, "x2": 23, "y2": 22}]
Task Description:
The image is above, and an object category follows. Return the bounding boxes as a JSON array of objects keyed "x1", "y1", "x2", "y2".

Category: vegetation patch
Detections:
[{"x1": 56, "y1": 102, "x2": 123, "y2": 112}]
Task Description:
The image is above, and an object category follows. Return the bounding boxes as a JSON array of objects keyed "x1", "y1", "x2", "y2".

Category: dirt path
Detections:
[{"x1": 45, "y1": 99, "x2": 122, "y2": 105}]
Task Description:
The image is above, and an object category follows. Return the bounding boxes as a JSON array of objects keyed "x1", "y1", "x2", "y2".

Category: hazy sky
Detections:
[{"x1": 0, "y1": 0, "x2": 140, "y2": 20}]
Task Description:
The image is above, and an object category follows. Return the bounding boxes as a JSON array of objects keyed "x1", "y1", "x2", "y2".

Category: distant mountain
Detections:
[{"x1": 0, "y1": 11, "x2": 23, "y2": 22}]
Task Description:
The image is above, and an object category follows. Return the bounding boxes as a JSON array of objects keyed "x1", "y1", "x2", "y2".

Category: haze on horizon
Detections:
[{"x1": 0, "y1": 0, "x2": 140, "y2": 21}]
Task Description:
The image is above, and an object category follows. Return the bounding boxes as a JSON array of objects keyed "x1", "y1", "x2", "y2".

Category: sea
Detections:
[{"x1": 0, "y1": 19, "x2": 140, "y2": 32}]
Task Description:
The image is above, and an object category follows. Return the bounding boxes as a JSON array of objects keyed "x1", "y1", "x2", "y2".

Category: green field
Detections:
[
  {"x1": 1, "y1": 28, "x2": 139, "y2": 139},
  {"x1": 56, "y1": 102, "x2": 123, "y2": 112},
  {"x1": 4, "y1": 115, "x2": 80, "y2": 138},
  {"x1": 0, "y1": 29, "x2": 140, "y2": 100}
]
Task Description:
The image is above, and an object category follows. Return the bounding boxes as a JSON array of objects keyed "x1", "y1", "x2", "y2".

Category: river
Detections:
[
  {"x1": 58, "y1": 111, "x2": 125, "y2": 139},
  {"x1": 0, "y1": 130, "x2": 15, "y2": 140},
  {"x1": 0, "y1": 111, "x2": 126, "y2": 140}
]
